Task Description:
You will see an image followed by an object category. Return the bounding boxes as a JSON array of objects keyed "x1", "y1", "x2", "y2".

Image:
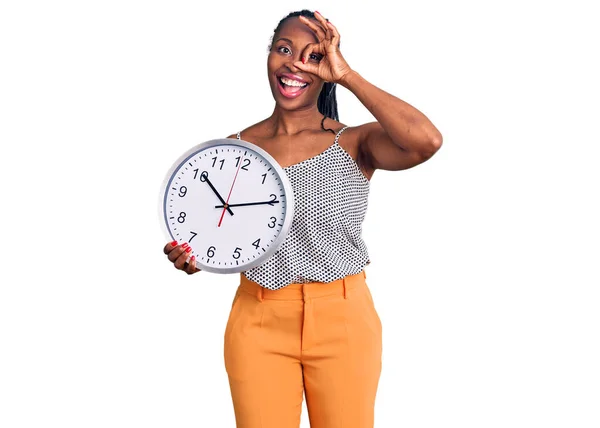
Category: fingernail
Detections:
[
  {"x1": 186, "y1": 247, "x2": 192, "y2": 253},
  {"x1": 315, "y1": 10, "x2": 320, "y2": 15},
  {"x1": 171, "y1": 240, "x2": 177, "y2": 246},
  {"x1": 182, "y1": 243, "x2": 189, "y2": 248},
  {"x1": 191, "y1": 256, "x2": 195, "y2": 261},
  {"x1": 302, "y1": 57, "x2": 306, "y2": 64}
]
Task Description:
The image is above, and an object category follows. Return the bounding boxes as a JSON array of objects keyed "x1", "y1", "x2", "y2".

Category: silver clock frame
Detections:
[{"x1": 158, "y1": 138, "x2": 295, "y2": 274}]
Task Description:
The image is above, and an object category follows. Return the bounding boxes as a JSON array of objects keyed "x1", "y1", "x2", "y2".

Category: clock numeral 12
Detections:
[{"x1": 234, "y1": 156, "x2": 251, "y2": 170}]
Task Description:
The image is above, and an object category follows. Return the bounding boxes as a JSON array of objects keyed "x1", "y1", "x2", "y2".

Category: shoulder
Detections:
[
  {"x1": 225, "y1": 120, "x2": 269, "y2": 140},
  {"x1": 323, "y1": 118, "x2": 375, "y2": 181}
]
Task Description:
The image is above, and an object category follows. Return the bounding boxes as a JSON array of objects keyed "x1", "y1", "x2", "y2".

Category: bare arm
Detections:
[{"x1": 340, "y1": 70, "x2": 443, "y2": 173}]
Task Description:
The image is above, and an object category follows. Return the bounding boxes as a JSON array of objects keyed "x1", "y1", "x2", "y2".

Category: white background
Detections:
[{"x1": 1, "y1": 0, "x2": 598, "y2": 427}]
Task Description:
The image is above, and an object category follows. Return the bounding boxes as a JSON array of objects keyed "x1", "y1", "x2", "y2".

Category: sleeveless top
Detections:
[{"x1": 237, "y1": 126, "x2": 371, "y2": 290}]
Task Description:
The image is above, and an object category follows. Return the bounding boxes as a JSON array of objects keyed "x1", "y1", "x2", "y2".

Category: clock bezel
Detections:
[{"x1": 158, "y1": 138, "x2": 295, "y2": 274}]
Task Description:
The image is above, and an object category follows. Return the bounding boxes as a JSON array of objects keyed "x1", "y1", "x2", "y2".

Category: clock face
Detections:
[{"x1": 159, "y1": 138, "x2": 294, "y2": 274}]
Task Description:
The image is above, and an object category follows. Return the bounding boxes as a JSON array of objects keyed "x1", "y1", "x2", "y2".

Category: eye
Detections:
[
  {"x1": 277, "y1": 46, "x2": 291, "y2": 54},
  {"x1": 309, "y1": 53, "x2": 322, "y2": 62}
]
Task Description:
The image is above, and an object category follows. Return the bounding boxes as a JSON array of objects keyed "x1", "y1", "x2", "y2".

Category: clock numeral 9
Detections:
[
  {"x1": 268, "y1": 217, "x2": 276, "y2": 228},
  {"x1": 178, "y1": 212, "x2": 186, "y2": 223},
  {"x1": 178, "y1": 186, "x2": 187, "y2": 197},
  {"x1": 232, "y1": 247, "x2": 242, "y2": 259},
  {"x1": 207, "y1": 246, "x2": 216, "y2": 258}
]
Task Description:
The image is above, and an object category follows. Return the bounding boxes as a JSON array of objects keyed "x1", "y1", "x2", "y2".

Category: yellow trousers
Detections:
[{"x1": 224, "y1": 270, "x2": 382, "y2": 427}]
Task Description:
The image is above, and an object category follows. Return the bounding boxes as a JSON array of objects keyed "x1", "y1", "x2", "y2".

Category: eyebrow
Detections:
[{"x1": 275, "y1": 37, "x2": 294, "y2": 45}]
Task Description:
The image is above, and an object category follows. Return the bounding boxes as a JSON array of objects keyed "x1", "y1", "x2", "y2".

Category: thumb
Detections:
[{"x1": 293, "y1": 60, "x2": 318, "y2": 75}]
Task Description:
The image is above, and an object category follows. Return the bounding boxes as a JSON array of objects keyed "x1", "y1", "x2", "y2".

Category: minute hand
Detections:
[{"x1": 215, "y1": 200, "x2": 280, "y2": 208}]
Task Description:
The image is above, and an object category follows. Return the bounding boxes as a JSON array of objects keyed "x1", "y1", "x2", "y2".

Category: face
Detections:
[{"x1": 267, "y1": 17, "x2": 325, "y2": 107}]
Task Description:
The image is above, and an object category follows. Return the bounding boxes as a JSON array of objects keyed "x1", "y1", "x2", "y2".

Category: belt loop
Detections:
[
  {"x1": 258, "y1": 286, "x2": 264, "y2": 302},
  {"x1": 343, "y1": 276, "x2": 347, "y2": 299}
]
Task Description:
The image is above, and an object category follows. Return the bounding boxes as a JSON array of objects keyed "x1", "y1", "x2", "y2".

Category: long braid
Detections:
[{"x1": 268, "y1": 9, "x2": 339, "y2": 134}]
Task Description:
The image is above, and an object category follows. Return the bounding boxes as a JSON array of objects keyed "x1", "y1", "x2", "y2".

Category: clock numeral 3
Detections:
[
  {"x1": 268, "y1": 217, "x2": 276, "y2": 228},
  {"x1": 232, "y1": 247, "x2": 242, "y2": 259},
  {"x1": 207, "y1": 246, "x2": 216, "y2": 258},
  {"x1": 178, "y1": 212, "x2": 186, "y2": 223}
]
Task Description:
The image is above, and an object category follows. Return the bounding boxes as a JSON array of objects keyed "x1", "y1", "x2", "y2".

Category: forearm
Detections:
[{"x1": 339, "y1": 70, "x2": 442, "y2": 150}]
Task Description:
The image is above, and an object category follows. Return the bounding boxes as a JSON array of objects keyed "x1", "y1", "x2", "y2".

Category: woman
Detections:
[{"x1": 163, "y1": 9, "x2": 442, "y2": 428}]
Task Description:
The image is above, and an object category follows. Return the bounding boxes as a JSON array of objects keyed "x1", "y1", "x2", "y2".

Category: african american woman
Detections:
[{"x1": 163, "y1": 9, "x2": 442, "y2": 428}]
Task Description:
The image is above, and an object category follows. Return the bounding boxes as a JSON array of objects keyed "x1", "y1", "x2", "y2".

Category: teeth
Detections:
[{"x1": 280, "y1": 77, "x2": 308, "y2": 87}]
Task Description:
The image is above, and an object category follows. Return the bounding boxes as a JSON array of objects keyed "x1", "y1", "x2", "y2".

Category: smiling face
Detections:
[{"x1": 267, "y1": 16, "x2": 324, "y2": 107}]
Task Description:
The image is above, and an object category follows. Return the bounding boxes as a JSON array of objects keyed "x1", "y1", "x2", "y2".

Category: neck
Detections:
[{"x1": 266, "y1": 104, "x2": 325, "y2": 137}]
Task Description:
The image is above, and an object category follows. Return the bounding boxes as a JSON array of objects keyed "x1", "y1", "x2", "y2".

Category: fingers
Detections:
[
  {"x1": 312, "y1": 11, "x2": 332, "y2": 41},
  {"x1": 163, "y1": 240, "x2": 178, "y2": 254},
  {"x1": 294, "y1": 57, "x2": 320, "y2": 75},
  {"x1": 300, "y1": 42, "x2": 324, "y2": 64},
  {"x1": 326, "y1": 21, "x2": 341, "y2": 48},
  {"x1": 173, "y1": 243, "x2": 193, "y2": 269},
  {"x1": 165, "y1": 240, "x2": 201, "y2": 275},
  {"x1": 185, "y1": 255, "x2": 201, "y2": 275},
  {"x1": 298, "y1": 15, "x2": 327, "y2": 41}
]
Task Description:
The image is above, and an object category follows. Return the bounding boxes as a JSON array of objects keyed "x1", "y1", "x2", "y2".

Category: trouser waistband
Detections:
[{"x1": 239, "y1": 270, "x2": 367, "y2": 302}]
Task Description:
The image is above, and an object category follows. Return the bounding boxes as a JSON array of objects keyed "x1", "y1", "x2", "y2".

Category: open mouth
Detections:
[{"x1": 277, "y1": 76, "x2": 309, "y2": 98}]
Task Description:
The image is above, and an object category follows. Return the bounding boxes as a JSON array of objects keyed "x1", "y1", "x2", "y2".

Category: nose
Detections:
[{"x1": 285, "y1": 54, "x2": 303, "y2": 72}]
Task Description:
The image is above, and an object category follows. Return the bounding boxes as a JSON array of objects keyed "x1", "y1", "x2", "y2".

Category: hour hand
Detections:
[{"x1": 200, "y1": 171, "x2": 234, "y2": 216}]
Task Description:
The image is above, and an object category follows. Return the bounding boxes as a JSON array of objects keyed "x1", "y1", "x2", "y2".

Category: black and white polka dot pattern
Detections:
[{"x1": 237, "y1": 126, "x2": 371, "y2": 290}]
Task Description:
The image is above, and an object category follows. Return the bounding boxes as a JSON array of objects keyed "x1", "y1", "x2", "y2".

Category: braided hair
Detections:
[{"x1": 268, "y1": 9, "x2": 339, "y2": 134}]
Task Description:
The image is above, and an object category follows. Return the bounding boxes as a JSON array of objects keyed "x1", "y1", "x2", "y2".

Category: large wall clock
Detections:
[{"x1": 159, "y1": 138, "x2": 295, "y2": 274}]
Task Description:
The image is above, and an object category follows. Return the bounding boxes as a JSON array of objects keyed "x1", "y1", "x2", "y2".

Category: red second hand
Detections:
[{"x1": 218, "y1": 155, "x2": 244, "y2": 227}]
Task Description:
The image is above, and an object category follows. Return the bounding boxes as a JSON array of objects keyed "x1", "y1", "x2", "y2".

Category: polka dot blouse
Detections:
[{"x1": 237, "y1": 126, "x2": 371, "y2": 290}]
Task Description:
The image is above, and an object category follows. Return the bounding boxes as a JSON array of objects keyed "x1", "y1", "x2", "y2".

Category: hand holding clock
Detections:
[{"x1": 163, "y1": 240, "x2": 201, "y2": 275}]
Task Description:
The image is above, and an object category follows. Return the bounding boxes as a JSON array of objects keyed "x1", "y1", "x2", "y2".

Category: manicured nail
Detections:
[
  {"x1": 170, "y1": 240, "x2": 177, "y2": 246},
  {"x1": 186, "y1": 247, "x2": 192, "y2": 253},
  {"x1": 191, "y1": 256, "x2": 195, "y2": 261},
  {"x1": 315, "y1": 10, "x2": 320, "y2": 15},
  {"x1": 302, "y1": 57, "x2": 306, "y2": 64},
  {"x1": 182, "y1": 242, "x2": 189, "y2": 249}
]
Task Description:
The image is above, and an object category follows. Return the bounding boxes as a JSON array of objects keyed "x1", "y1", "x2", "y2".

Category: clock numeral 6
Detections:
[
  {"x1": 178, "y1": 186, "x2": 187, "y2": 197},
  {"x1": 232, "y1": 247, "x2": 242, "y2": 259},
  {"x1": 178, "y1": 212, "x2": 186, "y2": 223},
  {"x1": 207, "y1": 246, "x2": 216, "y2": 258},
  {"x1": 268, "y1": 217, "x2": 276, "y2": 228}
]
